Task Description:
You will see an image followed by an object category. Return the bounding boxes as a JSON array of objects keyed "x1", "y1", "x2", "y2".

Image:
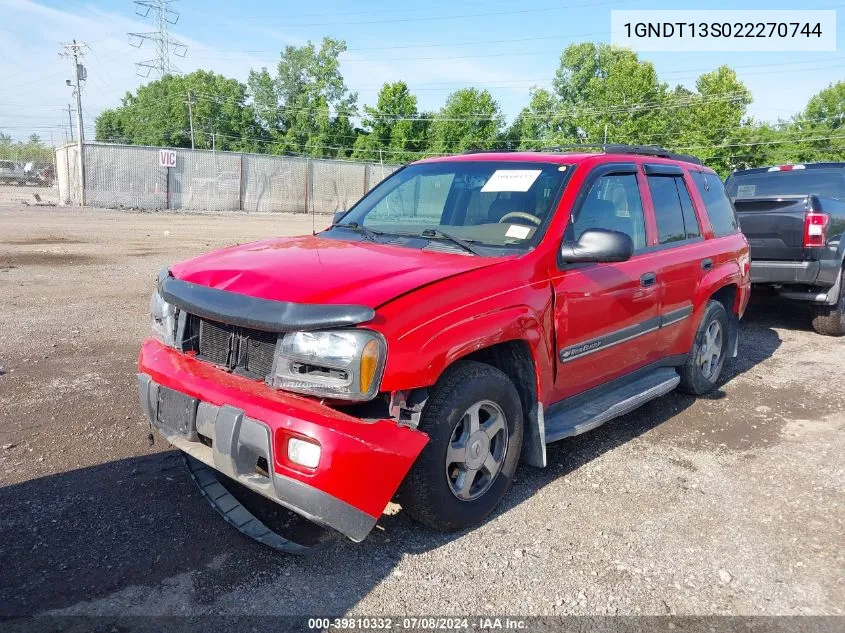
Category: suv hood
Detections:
[{"x1": 170, "y1": 235, "x2": 510, "y2": 308}]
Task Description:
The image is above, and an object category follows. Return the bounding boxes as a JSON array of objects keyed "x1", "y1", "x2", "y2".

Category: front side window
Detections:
[
  {"x1": 337, "y1": 161, "x2": 572, "y2": 251},
  {"x1": 569, "y1": 173, "x2": 647, "y2": 250}
]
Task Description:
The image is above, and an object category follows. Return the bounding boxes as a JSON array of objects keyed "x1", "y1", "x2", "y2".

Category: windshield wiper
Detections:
[
  {"x1": 329, "y1": 222, "x2": 382, "y2": 242},
  {"x1": 418, "y1": 228, "x2": 485, "y2": 256}
]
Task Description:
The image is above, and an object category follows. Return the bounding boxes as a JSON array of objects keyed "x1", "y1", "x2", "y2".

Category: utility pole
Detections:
[
  {"x1": 66, "y1": 104, "x2": 74, "y2": 142},
  {"x1": 60, "y1": 40, "x2": 87, "y2": 206},
  {"x1": 185, "y1": 92, "x2": 195, "y2": 149},
  {"x1": 127, "y1": 0, "x2": 187, "y2": 77}
]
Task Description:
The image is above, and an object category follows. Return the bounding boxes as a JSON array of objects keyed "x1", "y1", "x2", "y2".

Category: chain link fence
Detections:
[
  {"x1": 55, "y1": 142, "x2": 400, "y2": 213},
  {"x1": 0, "y1": 143, "x2": 59, "y2": 206}
]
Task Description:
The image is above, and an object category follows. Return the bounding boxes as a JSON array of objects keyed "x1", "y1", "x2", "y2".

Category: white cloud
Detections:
[
  {"x1": 0, "y1": 0, "x2": 536, "y2": 143},
  {"x1": 0, "y1": 0, "x2": 277, "y2": 142}
]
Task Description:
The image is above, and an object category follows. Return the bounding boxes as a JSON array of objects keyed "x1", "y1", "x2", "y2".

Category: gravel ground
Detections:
[
  {"x1": 0, "y1": 206, "x2": 843, "y2": 618},
  {"x1": 0, "y1": 184, "x2": 57, "y2": 207}
]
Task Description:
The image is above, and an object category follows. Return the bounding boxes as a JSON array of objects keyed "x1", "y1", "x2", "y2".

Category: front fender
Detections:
[
  {"x1": 424, "y1": 305, "x2": 551, "y2": 395},
  {"x1": 379, "y1": 301, "x2": 554, "y2": 401}
]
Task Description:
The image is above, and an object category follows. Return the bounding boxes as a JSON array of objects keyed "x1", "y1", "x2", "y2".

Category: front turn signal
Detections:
[{"x1": 359, "y1": 338, "x2": 380, "y2": 395}]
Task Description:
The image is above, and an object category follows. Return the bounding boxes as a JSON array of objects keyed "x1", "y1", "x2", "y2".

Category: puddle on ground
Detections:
[{"x1": 643, "y1": 380, "x2": 833, "y2": 452}]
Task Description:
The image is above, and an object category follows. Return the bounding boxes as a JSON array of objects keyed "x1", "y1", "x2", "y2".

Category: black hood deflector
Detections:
[{"x1": 159, "y1": 272, "x2": 375, "y2": 332}]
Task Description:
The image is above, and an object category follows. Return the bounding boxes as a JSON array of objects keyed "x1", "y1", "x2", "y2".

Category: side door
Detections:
[
  {"x1": 550, "y1": 163, "x2": 662, "y2": 402},
  {"x1": 641, "y1": 164, "x2": 708, "y2": 356}
]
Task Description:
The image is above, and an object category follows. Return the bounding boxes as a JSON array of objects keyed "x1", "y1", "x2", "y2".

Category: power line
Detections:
[
  {"x1": 210, "y1": 113, "x2": 845, "y2": 149},
  {"x1": 213, "y1": 0, "x2": 585, "y2": 22},
  {"x1": 675, "y1": 134, "x2": 845, "y2": 151},
  {"x1": 98, "y1": 128, "x2": 845, "y2": 160},
  {"x1": 189, "y1": 89, "x2": 751, "y2": 122},
  {"x1": 220, "y1": 0, "x2": 842, "y2": 28},
  {"x1": 127, "y1": 0, "x2": 187, "y2": 77},
  {"x1": 228, "y1": 0, "x2": 623, "y2": 27}
]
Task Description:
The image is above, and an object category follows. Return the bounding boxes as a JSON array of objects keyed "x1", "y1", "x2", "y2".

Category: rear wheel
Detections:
[
  {"x1": 679, "y1": 300, "x2": 730, "y2": 395},
  {"x1": 399, "y1": 361, "x2": 523, "y2": 532},
  {"x1": 811, "y1": 269, "x2": 845, "y2": 337}
]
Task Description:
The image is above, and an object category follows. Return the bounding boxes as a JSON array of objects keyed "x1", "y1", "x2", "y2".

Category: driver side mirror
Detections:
[{"x1": 560, "y1": 229, "x2": 634, "y2": 264}]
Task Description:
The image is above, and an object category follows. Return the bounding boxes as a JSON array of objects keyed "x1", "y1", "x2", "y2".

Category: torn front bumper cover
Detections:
[
  {"x1": 137, "y1": 341, "x2": 428, "y2": 542},
  {"x1": 139, "y1": 374, "x2": 377, "y2": 541}
]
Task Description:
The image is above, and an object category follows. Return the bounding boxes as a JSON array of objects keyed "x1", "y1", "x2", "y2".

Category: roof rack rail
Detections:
[
  {"x1": 461, "y1": 148, "x2": 517, "y2": 154},
  {"x1": 539, "y1": 144, "x2": 702, "y2": 166}
]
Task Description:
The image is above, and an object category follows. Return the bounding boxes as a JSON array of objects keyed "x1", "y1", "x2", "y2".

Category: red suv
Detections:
[{"x1": 138, "y1": 145, "x2": 750, "y2": 546}]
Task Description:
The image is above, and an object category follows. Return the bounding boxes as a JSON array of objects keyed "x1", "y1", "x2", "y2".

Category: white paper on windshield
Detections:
[
  {"x1": 505, "y1": 225, "x2": 531, "y2": 239},
  {"x1": 736, "y1": 184, "x2": 756, "y2": 198},
  {"x1": 481, "y1": 169, "x2": 542, "y2": 193}
]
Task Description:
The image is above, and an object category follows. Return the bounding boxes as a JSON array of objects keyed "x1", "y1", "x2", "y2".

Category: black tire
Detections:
[
  {"x1": 811, "y1": 269, "x2": 845, "y2": 337},
  {"x1": 679, "y1": 300, "x2": 730, "y2": 395},
  {"x1": 398, "y1": 361, "x2": 523, "y2": 532}
]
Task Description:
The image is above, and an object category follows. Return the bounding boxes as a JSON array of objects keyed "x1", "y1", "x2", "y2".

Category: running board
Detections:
[{"x1": 544, "y1": 368, "x2": 680, "y2": 443}]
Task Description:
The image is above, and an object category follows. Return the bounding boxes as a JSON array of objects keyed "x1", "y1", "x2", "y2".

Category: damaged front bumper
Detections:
[{"x1": 138, "y1": 339, "x2": 428, "y2": 542}]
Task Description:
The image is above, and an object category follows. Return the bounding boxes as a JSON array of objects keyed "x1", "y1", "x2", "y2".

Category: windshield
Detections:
[
  {"x1": 725, "y1": 168, "x2": 845, "y2": 200},
  {"x1": 335, "y1": 161, "x2": 572, "y2": 251}
]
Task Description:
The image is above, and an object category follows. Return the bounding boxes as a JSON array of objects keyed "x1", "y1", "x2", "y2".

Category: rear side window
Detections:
[
  {"x1": 691, "y1": 171, "x2": 739, "y2": 237},
  {"x1": 676, "y1": 179, "x2": 701, "y2": 239},
  {"x1": 647, "y1": 175, "x2": 700, "y2": 244}
]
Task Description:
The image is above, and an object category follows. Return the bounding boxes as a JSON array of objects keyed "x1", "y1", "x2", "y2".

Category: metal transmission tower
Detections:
[{"x1": 127, "y1": 0, "x2": 187, "y2": 77}]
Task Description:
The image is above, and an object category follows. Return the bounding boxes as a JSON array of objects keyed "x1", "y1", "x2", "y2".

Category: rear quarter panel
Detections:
[{"x1": 666, "y1": 232, "x2": 750, "y2": 357}]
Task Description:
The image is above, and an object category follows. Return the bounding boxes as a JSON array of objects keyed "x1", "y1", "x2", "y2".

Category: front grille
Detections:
[
  {"x1": 185, "y1": 316, "x2": 278, "y2": 380},
  {"x1": 198, "y1": 319, "x2": 233, "y2": 366}
]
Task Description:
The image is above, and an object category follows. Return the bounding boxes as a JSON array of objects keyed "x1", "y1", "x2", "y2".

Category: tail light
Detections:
[
  {"x1": 767, "y1": 164, "x2": 805, "y2": 172},
  {"x1": 803, "y1": 210, "x2": 830, "y2": 248}
]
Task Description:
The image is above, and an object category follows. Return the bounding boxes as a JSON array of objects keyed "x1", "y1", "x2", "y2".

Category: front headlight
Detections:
[
  {"x1": 149, "y1": 288, "x2": 177, "y2": 347},
  {"x1": 270, "y1": 329, "x2": 386, "y2": 401}
]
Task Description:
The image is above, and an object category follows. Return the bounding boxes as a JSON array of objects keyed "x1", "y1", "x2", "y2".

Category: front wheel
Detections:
[
  {"x1": 679, "y1": 300, "x2": 730, "y2": 395},
  {"x1": 398, "y1": 361, "x2": 523, "y2": 532},
  {"x1": 812, "y1": 269, "x2": 845, "y2": 336}
]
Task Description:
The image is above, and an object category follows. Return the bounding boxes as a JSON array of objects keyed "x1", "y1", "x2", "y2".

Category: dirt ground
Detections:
[
  {"x1": 0, "y1": 207, "x2": 843, "y2": 618},
  {"x1": 0, "y1": 184, "x2": 57, "y2": 208}
]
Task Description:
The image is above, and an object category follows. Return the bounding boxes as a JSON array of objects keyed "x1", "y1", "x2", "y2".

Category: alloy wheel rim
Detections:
[
  {"x1": 445, "y1": 400, "x2": 509, "y2": 501},
  {"x1": 698, "y1": 320, "x2": 723, "y2": 379}
]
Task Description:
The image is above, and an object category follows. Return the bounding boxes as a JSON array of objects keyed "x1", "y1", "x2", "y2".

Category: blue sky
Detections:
[{"x1": 0, "y1": 0, "x2": 842, "y2": 144}]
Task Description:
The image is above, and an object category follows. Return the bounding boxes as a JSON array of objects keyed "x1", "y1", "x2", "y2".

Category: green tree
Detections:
[
  {"x1": 504, "y1": 88, "x2": 562, "y2": 150},
  {"x1": 248, "y1": 37, "x2": 358, "y2": 157},
  {"x1": 670, "y1": 66, "x2": 753, "y2": 176},
  {"x1": 788, "y1": 81, "x2": 845, "y2": 163},
  {"x1": 428, "y1": 88, "x2": 504, "y2": 154},
  {"x1": 95, "y1": 70, "x2": 266, "y2": 151},
  {"x1": 552, "y1": 43, "x2": 670, "y2": 146},
  {"x1": 352, "y1": 81, "x2": 427, "y2": 162}
]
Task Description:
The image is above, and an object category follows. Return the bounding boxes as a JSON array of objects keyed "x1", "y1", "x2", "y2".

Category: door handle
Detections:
[
  {"x1": 701, "y1": 258, "x2": 713, "y2": 271},
  {"x1": 640, "y1": 272, "x2": 656, "y2": 287}
]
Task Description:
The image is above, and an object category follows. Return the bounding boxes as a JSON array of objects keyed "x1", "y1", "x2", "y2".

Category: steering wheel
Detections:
[{"x1": 497, "y1": 211, "x2": 541, "y2": 226}]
